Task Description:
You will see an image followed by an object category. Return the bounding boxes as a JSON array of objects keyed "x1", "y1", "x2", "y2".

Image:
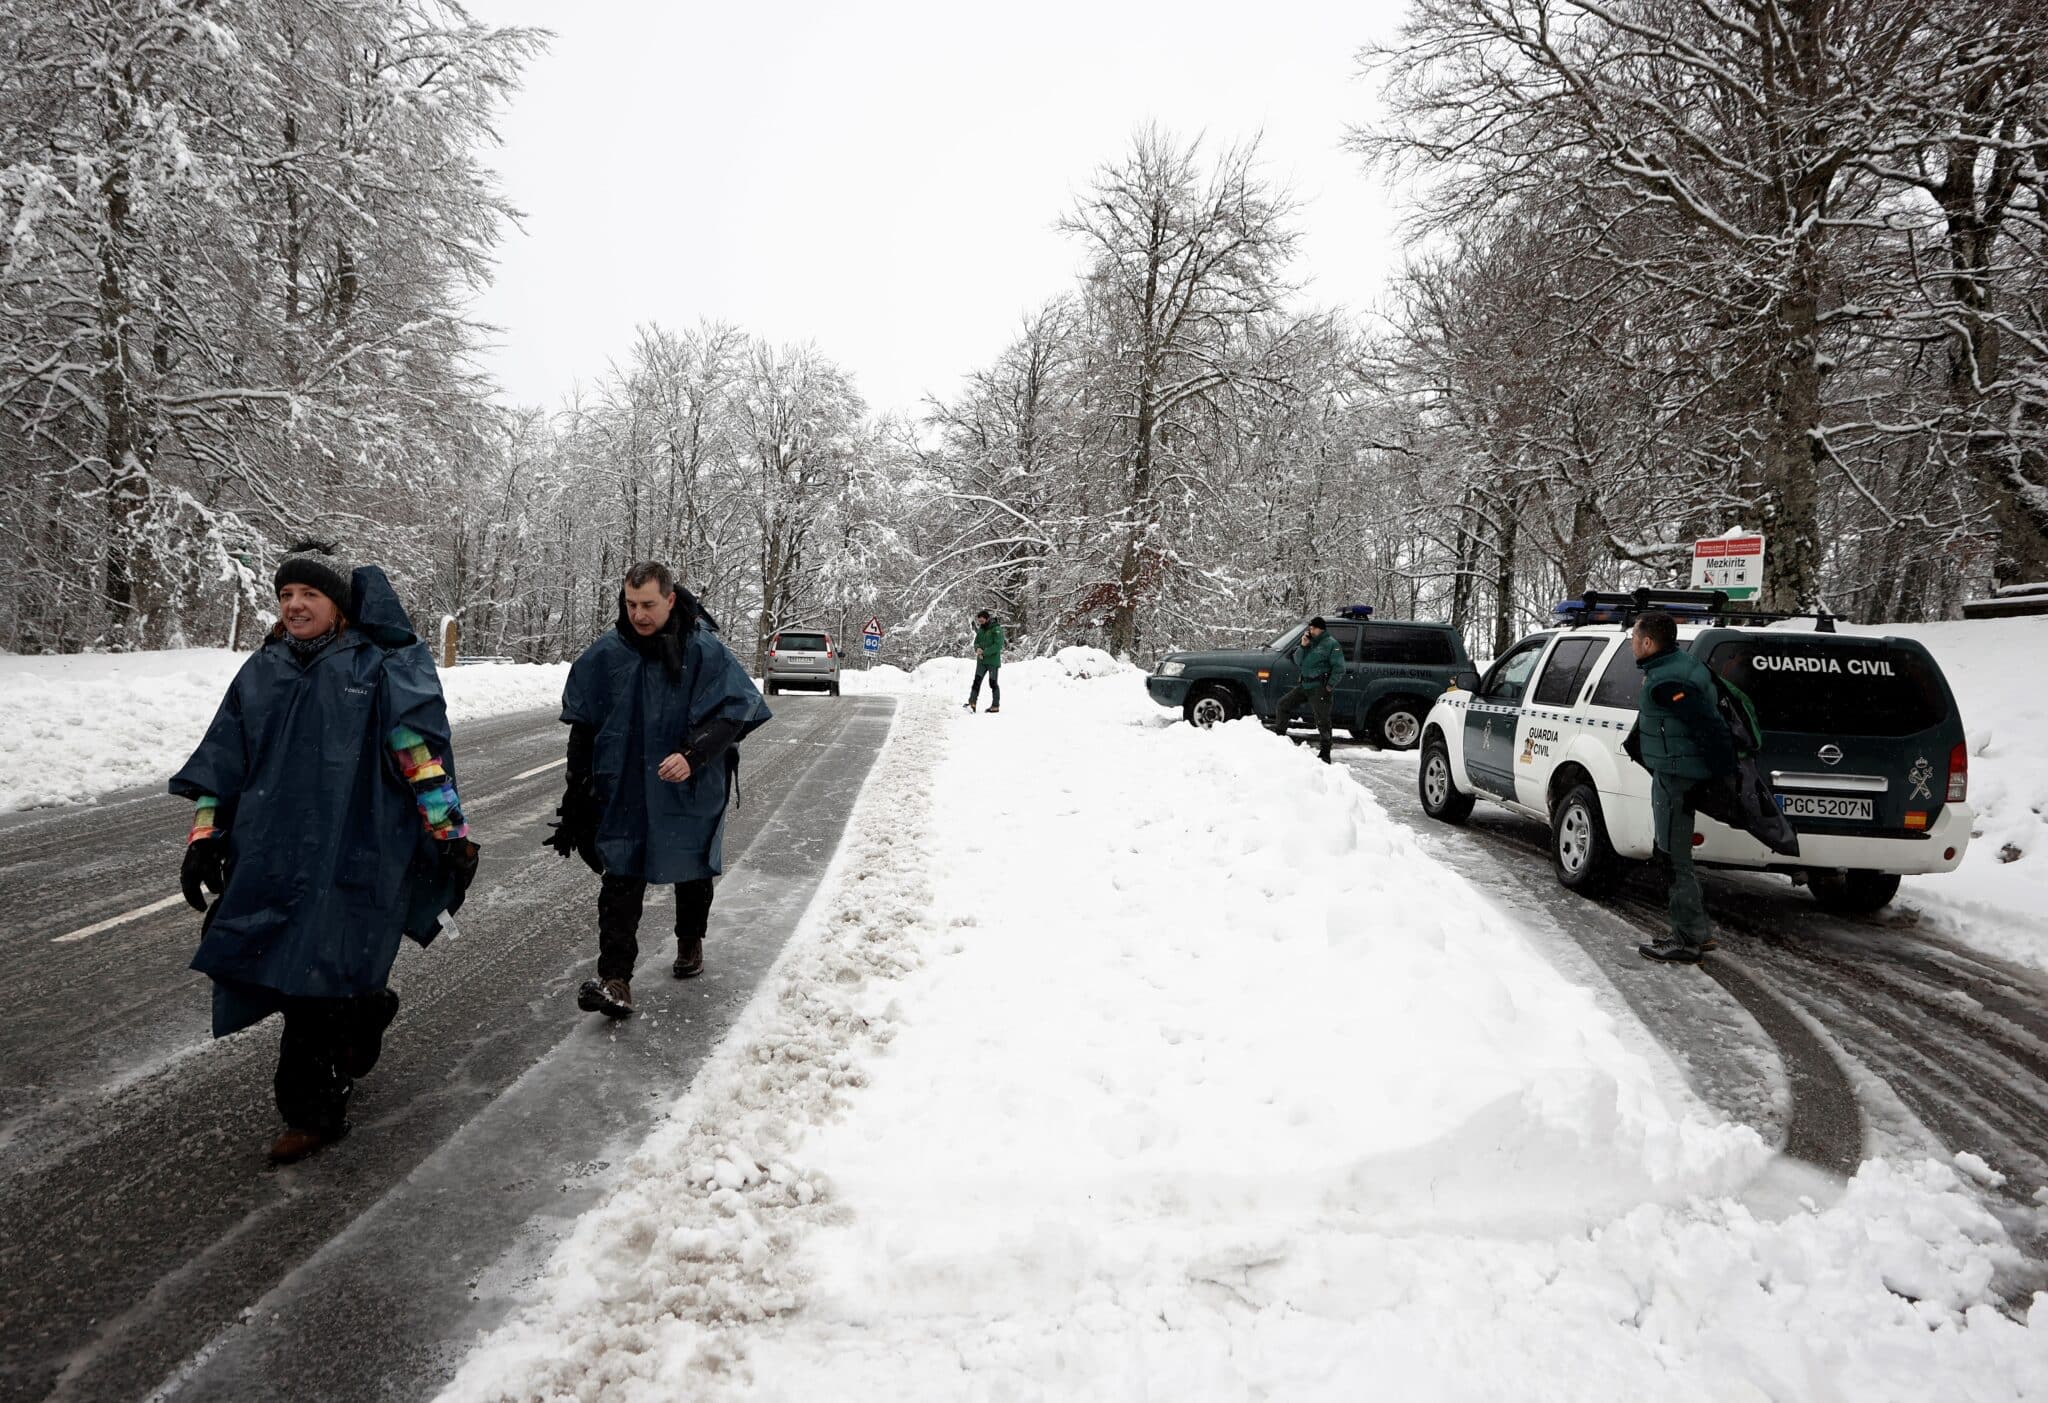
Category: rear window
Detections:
[
  {"x1": 1530, "y1": 637, "x2": 1604, "y2": 706},
  {"x1": 1360, "y1": 625, "x2": 1456, "y2": 666},
  {"x1": 1704, "y1": 639, "x2": 1948, "y2": 736},
  {"x1": 1587, "y1": 646, "x2": 1641, "y2": 709},
  {"x1": 776, "y1": 632, "x2": 828, "y2": 652}
]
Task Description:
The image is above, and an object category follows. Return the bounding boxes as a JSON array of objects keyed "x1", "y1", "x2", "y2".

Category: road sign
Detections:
[
  {"x1": 1690, "y1": 534, "x2": 1766, "y2": 601},
  {"x1": 862, "y1": 634, "x2": 880, "y2": 654},
  {"x1": 863, "y1": 615, "x2": 883, "y2": 636}
]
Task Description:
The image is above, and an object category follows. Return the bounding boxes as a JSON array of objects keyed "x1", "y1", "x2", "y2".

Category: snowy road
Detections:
[
  {"x1": 1342, "y1": 748, "x2": 2048, "y2": 1284},
  {"x1": 0, "y1": 694, "x2": 894, "y2": 1403}
]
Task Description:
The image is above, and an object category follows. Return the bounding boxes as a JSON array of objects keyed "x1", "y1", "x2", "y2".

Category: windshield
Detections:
[
  {"x1": 1267, "y1": 624, "x2": 1305, "y2": 652},
  {"x1": 1705, "y1": 639, "x2": 1948, "y2": 737}
]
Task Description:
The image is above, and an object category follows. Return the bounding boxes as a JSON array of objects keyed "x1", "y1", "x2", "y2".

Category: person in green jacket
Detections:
[
  {"x1": 1266, "y1": 616, "x2": 1344, "y2": 763},
  {"x1": 1625, "y1": 610, "x2": 1738, "y2": 964},
  {"x1": 967, "y1": 610, "x2": 1004, "y2": 713}
]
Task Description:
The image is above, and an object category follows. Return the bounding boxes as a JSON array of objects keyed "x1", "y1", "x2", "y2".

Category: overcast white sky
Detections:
[{"x1": 463, "y1": 0, "x2": 1412, "y2": 418}]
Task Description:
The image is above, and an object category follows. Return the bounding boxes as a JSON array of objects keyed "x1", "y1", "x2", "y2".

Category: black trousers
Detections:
[
  {"x1": 1269, "y1": 683, "x2": 1334, "y2": 756},
  {"x1": 598, "y1": 874, "x2": 715, "y2": 981},
  {"x1": 274, "y1": 991, "x2": 396, "y2": 1133}
]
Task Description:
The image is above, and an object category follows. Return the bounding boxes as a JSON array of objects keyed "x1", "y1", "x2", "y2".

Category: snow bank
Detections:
[
  {"x1": 0, "y1": 648, "x2": 568, "y2": 811},
  {"x1": 438, "y1": 670, "x2": 2039, "y2": 1402},
  {"x1": 840, "y1": 645, "x2": 1133, "y2": 698},
  {"x1": 1850, "y1": 618, "x2": 2048, "y2": 972}
]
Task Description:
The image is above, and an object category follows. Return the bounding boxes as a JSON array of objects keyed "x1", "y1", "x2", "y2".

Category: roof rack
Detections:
[{"x1": 1558, "y1": 589, "x2": 1837, "y2": 633}]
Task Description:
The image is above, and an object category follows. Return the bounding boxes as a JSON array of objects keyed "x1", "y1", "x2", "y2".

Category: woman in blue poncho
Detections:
[{"x1": 171, "y1": 543, "x2": 479, "y2": 1164}]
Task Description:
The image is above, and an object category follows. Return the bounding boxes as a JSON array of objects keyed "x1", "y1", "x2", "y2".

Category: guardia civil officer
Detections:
[
  {"x1": 1624, "y1": 610, "x2": 1738, "y2": 964},
  {"x1": 966, "y1": 609, "x2": 1004, "y2": 713},
  {"x1": 172, "y1": 542, "x2": 479, "y2": 1164},
  {"x1": 546, "y1": 563, "x2": 770, "y2": 1018},
  {"x1": 1266, "y1": 616, "x2": 1343, "y2": 763}
]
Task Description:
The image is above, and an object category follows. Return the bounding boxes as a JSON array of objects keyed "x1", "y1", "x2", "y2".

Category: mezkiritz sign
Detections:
[{"x1": 1690, "y1": 534, "x2": 1765, "y2": 602}]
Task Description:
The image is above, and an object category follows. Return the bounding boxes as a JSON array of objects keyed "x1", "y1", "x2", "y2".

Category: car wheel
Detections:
[
  {"x1": 829, "y1": 682, "x2": 841, "y2": 696},
  {"x1": 1551, "y1": 782, "x2": 1621, "y2": 894},
  {"x1": 1418, "y1": 736, "x2": 1474, "y2": 824},
  {"x1": 1372, "y1": 700, "x2": 1424, "y2": 750},
  {"x1": 1808, "y1": 869, "x2": 1901, "y2": 915},
  {"x1": 1184, "y1": 686, "x2": 1240, "y2": 729},
  {"x1": 765, "y1": 681, "x2": 779, "y2": 696}
]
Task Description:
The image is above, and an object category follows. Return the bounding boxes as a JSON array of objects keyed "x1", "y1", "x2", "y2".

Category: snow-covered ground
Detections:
[
  {"x1": 439, "y1": 653, "x2": 2042, "y2": 1403},
  {"x1": 0, "y1": 648, "x2": 567, "y2": 811},
  {"x1": 1856, "y1": 619, "x2": 2048, "y2": 973}
]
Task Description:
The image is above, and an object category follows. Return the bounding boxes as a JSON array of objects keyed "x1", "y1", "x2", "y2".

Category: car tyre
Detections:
[
  {"x1": 1184, "y1": 685, "x2": 1241, "y2": 729},
  {"x1": 1808, "y1": 868, "x2": 1901, "y2": 915},
  {"x1": 829, "y1": 682, "x2": 840, "y2": 696},
  {"x1": 765, "y1": 681, "x2": 779, "y2": 696},
  {"x1": 1371, "y1": 699, "x2": 1425, "y2": 750},
  {"x1": 1551, "y1": 782, "x2": 1621, "y2": 894},
  {"x1": 1418, "y1": 736, "x2": 1475, "y2": 824}
]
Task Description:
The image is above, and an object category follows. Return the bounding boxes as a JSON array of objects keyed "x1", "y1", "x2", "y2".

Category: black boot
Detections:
[
  {"x1": 1637, "y1": 939, "x2": 1703, "y2": 964},
  {"x1": 577, "y1": 977, "x2": 634, "y2": 1018},
  {"x1": 673, "y1": 933, "x2": 703, "y2": 979}
]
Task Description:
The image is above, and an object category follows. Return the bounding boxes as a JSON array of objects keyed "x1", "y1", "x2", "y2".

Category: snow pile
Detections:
[
  {"x1": 841, "y1": 645, "x2": 1138, "y2": 699},
  {"x1": 0, "y1": 648, "x2": 568, "y2": 811},
  {"x1": 438, "y1": 672, "x2": 2040, "y2": 1401},
  {"x1": 1855, "y1": 618, "x2": 2048, "y2": 972}
]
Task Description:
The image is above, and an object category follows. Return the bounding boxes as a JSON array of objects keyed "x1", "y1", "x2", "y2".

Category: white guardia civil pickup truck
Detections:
[{"x1": 1417, "y1": 591, "x2": 1974, "y2": 914}]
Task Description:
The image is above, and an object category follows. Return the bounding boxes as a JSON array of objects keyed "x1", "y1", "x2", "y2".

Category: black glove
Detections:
[
  {"x1": 1620, "y1": 723, "x2": 1644, "y2": 768},
  {"x1": 181, "y1": 837, "x2": 225, "y2": 912},
  {"x1": 543, "y1": 786, "x2": 604, "y2": 875},
  {"x1": 437, "y1": 836, "x2": 481, "y2": 913}
]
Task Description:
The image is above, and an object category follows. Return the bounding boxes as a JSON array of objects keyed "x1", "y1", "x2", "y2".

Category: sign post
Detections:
[
  {"x1": 1690, "y1": 533, "x2": 1766, "y2": 602},
  {"x1": 861, "y1": 616, "x2": 883, "y2": 667}
]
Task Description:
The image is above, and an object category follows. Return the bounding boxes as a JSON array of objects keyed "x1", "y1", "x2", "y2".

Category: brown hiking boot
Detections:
[
  {"x1": 577, "y1": 977, "x2": 634, "y2": 1018},
  {"x1": 673, "y1": 934, "x2": 704, "y2": 980},
  {"x1": 268, "y1": 1123, "x2": 348, "y2": 1165}
]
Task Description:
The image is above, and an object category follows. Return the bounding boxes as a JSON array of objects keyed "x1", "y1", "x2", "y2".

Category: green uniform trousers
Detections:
[
  {"x1": 1652, "y1": 773, "x2": 1710, "y2": 950},
  {"x1": 1269, "y1": 684, "x2": 1334, "y2": 758}
]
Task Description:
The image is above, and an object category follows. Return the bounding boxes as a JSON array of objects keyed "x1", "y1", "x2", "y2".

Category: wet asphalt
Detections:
[{"x1": 0, "y1": 693, "x2": 894, "y2": 1403}]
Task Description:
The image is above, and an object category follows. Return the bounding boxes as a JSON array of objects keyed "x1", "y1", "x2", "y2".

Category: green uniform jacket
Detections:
[
  {"x1": 974, "y1": 621, "x2": 1005, "y2": 667},
  {"x1": 1294, "y1": 630, "x2": 1344, "y2": 690},
  {"x1": 1633, "y1": 647, "x2": 1737, "y2": 782}
]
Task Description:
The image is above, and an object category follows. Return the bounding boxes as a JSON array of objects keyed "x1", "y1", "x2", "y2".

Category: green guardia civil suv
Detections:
[{"x1": 1146, "y1": 607, "x2": 1474, "y2": 749}]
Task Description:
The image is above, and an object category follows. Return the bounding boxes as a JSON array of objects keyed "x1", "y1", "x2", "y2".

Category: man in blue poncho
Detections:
[
  {"x1": 172, "y1": 542, "x2": 480, "y2": 1164},
  {"x1": 545, "y1": 562, "x2": 770, "y2": 1019}
]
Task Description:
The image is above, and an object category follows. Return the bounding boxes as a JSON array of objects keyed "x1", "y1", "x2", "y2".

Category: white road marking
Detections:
[
  {"x1": 511, "y1": 758, "x2": 566, "y2": 780},
  {"x1": 53, "y1": 893, "x2": 185, "y2": 944}
]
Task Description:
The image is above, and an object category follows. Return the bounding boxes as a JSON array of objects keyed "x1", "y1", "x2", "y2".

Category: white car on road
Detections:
[{"x1": 1417, "y1": 595, "x2": 1973, "y2": 914}]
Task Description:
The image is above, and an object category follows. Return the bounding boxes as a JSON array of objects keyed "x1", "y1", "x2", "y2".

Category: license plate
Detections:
[{"x1": 1776, "y1": 794, "x2": 1873, "y2": 821}]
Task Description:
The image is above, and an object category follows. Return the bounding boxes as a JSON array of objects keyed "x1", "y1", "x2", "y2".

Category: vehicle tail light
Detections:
[
  {"x1": 1692, "y1": 832, "x2": 1705, "y2": 847},
  {"x1": 1904, "y1": 812, "x2": 1929, "y2": 829},
  {"x1": 1946, "y1": 742, "x2": 1968, "y2": 803}
]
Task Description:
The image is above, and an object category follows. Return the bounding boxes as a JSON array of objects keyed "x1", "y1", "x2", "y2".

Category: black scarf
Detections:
[
  {"x1": 285, "y1": 624, "x2": 340, "y2": 663},
  {"x1": 615, "y1": 588, "x2": 715, "y2": 683}
]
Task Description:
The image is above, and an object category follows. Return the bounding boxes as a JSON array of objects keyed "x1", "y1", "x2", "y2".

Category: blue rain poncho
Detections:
[
  {"x1": 170, "y1": 567, "x2": 464, "y2": 1035},
  {"x1": 561, "y1": 599, "x2": 771, "y2": 884}
]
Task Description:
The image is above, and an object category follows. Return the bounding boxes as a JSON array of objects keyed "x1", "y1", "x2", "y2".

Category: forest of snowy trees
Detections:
[{"x1": 4, "y1": 0, "x2": 2045, "y2": 666}]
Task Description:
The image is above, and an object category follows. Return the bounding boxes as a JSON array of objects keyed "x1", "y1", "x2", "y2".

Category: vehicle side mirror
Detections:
[{"x1": 1452, "y1": 669, "x2": 1482, "y2": 693}]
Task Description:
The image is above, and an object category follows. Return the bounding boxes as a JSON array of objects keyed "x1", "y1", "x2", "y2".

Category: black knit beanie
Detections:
[{"x1": 274, "y1": 540, "x2": 353, "y2": 608}]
